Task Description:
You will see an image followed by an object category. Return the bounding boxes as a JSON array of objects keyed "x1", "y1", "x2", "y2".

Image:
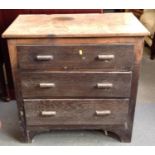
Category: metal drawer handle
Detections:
[
  {"x1": 41, "y1": 111, "x2": 56, "y2": 116},
  {"x1": 97, "y1": 55, "x2": 114, "y2": 61},
  {"x1": 95, "y1": 110, "x2": 111, "y2": 116},
  {"x1": 96, "y1": 83, "x2": 113, "y2": 89},
  {"x1": 39, "y1": 83, "x2": 55, "y2": 88},
  {"x1": 36, "y1": 55, "x2": 53, "y2": 61}
]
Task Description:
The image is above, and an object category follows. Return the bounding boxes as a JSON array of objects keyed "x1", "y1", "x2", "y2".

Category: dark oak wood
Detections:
[
  {"x1": 17, "y1": 44, "x2": 134, "y2": 71},
  {"x1": 0, "y1": 9, "x2": 102, "y2": 100},
  {"x1": 7, "y1": 36, "x2": 145, "y2": 143},
  {"x1": 24, "y1": 99, "x2": 129, "y2": 126},
  {"x1": 127, "y1": 37, "x2": 144, "y2": 141},
  {"x1": 7, "y1": 37, "x2": 145, "y2": 143},
  {"x1": 3, "y1": 13, "x2": 149, "y2": 143},
  {"x1": 21, "y1": 72, "x2": 132, "y2": 98}
]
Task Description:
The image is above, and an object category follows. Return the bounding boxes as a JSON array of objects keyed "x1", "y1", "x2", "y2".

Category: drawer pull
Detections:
[
  {"x1": 96, "y1": 83, "x2": 113, "y2": 89},
  {"x1": 97, "y1": 55, "x2": 114, "y2": 61},
  {"x1": 36, "y1": 55, "x2": 53, "y2": 61},
  {"x1": 39, "y1": 83, "x2": 55, "y2": 88},
  {"x1": 95, "y1": 110, "x2": 111, "y2": 116},
  {"x1": 41, "y1": 111, "x2": 56, "y2": 116}
]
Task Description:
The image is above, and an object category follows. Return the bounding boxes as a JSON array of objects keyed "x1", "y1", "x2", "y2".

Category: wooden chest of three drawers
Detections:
[{"x1": 2, "y1": 13, "x2": 149, "y2": 143}]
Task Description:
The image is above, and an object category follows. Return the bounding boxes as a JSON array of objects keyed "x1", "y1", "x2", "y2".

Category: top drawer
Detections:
[{"x1": 17, "y1": 44, "x2": 134, "y2": 71}]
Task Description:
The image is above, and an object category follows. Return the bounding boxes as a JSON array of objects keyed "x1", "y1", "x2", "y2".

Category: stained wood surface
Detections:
[
  {"x1": 2, "y1": 13, "x2": 149, "y2": 38},
  {"x1": 7, "y1": 37, "x2": 144, "y2": 142},
  {"x1": 17, "y1": 44, "x2": 134, "y2": 71},
  {"x1": 20, "y1": 72, "x2": 132, "y2": 98},
  {"x1": 24, "y1": 99, "x2": 129, "y2": 126}
]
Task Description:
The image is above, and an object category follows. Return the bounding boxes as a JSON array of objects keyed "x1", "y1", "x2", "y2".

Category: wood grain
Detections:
[
  {"x1": 4, "y1": 12, "x2": 146, "y2": 142},
  {"x1": 17, "y1": 44, "x2": 134, "y2": 71},
  {"x1": 6, "y1": 37, "x2": 144, "y2": 142},
  {"x1": 2, "y1": 13, "x2": 149, "y2": 38},
  {"x1": 21, "y1": 72, "x2": 132, "y2": 98},
  {"x1": 24, "y1": 99, "x2": 129, "y2": 126}
]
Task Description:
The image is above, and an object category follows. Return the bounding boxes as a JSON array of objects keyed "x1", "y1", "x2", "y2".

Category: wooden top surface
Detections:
[{"x1": 2, "y1": 13, "x2": 150, "y2": 38}]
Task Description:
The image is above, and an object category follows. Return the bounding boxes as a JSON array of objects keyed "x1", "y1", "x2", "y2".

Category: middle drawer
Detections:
[{"x1": 20, "y1": 72, "x2": 132, "y2": 98}]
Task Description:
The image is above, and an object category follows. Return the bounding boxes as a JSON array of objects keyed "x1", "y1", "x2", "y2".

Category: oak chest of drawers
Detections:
[{"x1": 2, "y1": 13, "x2": 149, "y2": 143}]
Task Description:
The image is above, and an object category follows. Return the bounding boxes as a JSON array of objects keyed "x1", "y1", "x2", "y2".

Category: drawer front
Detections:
[
  {"x1": 17, "y1": 44, "x2": 134, "y2": 71},
  {"x1": 21, "y1": 72, "x2": 132, "y2": 98},
  {"x1": 24, "y1": 99, "x2": 129, "y2": 126}
]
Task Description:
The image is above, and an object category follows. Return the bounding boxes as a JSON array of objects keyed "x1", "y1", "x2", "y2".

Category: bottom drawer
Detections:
[{"x1": 24, "y1": 99, "x2": 129, "y2": 126}]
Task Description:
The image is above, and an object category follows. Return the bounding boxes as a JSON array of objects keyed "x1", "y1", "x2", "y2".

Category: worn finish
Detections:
[
  {"x1": 24, "y1": 99, "x2": 129, "y2": 126},
  {"x1": 0, "y1": 10, "x2": 103, "y2": 100},
  {"x1": 2, "y1": 13, "x2": 149, "y2": 38},
  {"x1": 3, "y1": 13, "x2": 149, "y2": 143},
  {"x1": 21, "y1": 72, "x2": 132, "y2": 98},
  {"x1": 7, "y1": 37, "x2": 145, "y2": 143},
  {"x1": 17, "y1": 44, "x2": 134, "y2": 71}
]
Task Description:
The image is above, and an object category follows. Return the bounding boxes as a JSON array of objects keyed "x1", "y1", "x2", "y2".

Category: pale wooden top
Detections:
[{"x1": 2, "y1": 13, "x2": 150, "y2": 38}]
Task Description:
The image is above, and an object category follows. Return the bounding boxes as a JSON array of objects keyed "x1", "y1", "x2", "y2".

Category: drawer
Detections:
[
  {"x1": 21, "y1": 72, "x2": 132, "y2": 98},
  {"x1": 17, "y1": 44, "x2": 134, "y2": 71},
  {"x1": 24, "y1": 99, "x2": 129, "y2": 126}
]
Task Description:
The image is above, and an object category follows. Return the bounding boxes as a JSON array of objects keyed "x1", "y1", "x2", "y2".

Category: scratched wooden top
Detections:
[{"x1": 2, "y1": 13, "x2": 149, "y2": 38}]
